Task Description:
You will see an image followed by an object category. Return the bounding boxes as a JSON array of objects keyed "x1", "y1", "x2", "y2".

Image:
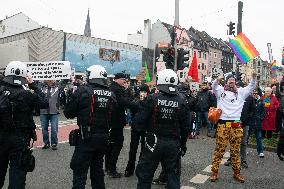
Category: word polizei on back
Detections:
[{"x1": 157, "y1": 99, "x2": 179, "y2": 108}]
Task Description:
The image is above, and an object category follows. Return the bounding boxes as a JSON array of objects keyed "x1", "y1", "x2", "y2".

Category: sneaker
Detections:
[
  {"x1": 108, "y1": 171, "x2": 122, "y2": 178},
  {"x1": 241, "y1": 161, "x2": 248, "y2": 168},
  {"x1": 42, "y1": 144, "x2": 50, "y2": 149},
  {"x1": 152, "y1": 178, "x2": 166, "y2": 185},
  {"x1": 258, "y1": 153, "x2": 264, "y2": 158},
  {"x1": 51, "y1": 144, "x2": 57, "y2": 150}
]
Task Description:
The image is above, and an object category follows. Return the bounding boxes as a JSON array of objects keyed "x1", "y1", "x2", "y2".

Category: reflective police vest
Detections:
[{"x1": 150, "y1": 93, "x2": 182, "y2": 139}]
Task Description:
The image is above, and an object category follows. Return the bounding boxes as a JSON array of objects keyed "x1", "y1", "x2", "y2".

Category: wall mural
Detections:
[{"x1": 65, "y1": 40, "x2": 142, "y2": 77}]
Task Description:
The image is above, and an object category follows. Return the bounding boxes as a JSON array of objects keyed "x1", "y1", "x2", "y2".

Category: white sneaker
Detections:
[{"x1": 258, "y1": 153, "x2": 264, "y2": 158}]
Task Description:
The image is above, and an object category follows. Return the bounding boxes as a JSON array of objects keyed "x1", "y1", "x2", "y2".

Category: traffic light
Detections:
[
  {"x1": 177, "y1": 48, "x2": 189, "y2": 70},
  {"x1": 227, "y1": 21, "x2": 236, "y2": 36},
  {"x1": 161, "y1": 48, "x2": 175, "y2": 69}
]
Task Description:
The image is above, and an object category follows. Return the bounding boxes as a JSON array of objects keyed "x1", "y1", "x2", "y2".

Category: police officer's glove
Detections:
[
  {"x1": 31, "y1": 130, "x2": 37, "y2": 142},
  {"x1": 180, "y1": 144, "x2": 187, "y2": 157},
  {"x1": 277, "y1": 137, "x2": 284, "y2": 161}
]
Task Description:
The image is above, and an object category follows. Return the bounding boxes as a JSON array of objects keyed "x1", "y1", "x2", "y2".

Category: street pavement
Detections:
[{"x1": 4, "y1": 112, "x2": 284, "y2": 189}]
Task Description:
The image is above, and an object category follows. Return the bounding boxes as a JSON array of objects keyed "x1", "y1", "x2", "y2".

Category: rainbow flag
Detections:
[
  {"x1": 228, "y1": 33, "x2": 259, "y2": 64},
  {"x1": 271, "y1": 60, "x2": 278, "y2": 70}
]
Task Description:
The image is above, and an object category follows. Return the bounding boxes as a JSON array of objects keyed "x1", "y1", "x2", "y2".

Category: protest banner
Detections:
[{"x1": 25, "y1": 61, "x2": 72, "y2": 80}]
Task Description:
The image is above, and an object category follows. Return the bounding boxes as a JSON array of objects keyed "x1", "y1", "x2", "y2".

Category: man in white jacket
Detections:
[{"x1": 210, "y1": 72, "x2": 256, "y2": 183}]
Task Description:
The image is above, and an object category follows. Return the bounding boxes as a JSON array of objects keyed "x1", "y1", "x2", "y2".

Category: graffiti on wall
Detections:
[
  {"x1": 65, "y1": 40, "x2": 142, "y2": 77},
  {"x1": 99, "y1": 48, "x2": 120, "y2": 63}
]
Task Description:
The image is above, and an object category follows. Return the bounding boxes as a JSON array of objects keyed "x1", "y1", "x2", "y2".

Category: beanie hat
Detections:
[
  {"x1": 225, "y1": 74, "x2": 236, "y2": 83},
  {"x1": 114, "y1": 73, "x2": 127, "y2": 80},
  {"x1": 139, "y1": 84, "x2": 150, "y2": 93}
]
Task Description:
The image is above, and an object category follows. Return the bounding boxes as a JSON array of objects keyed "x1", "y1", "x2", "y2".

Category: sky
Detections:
[{"x1": 0, "y1": 0, "x2": 283, "y2": 64}]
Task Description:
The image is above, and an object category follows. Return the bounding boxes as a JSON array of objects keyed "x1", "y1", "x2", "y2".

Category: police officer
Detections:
[
  {"x1": 105, "y1": 73, "x2": 137, "y2": 178},
  {"x1": 64, "y1": 65, "x2": 116, "y2": 189},
  {"x1": 135, "y1": 69, "x2": 188, "y2": 189},
  {"x1": 0, "y1": 61, "x2": 48, "y2": 189}
]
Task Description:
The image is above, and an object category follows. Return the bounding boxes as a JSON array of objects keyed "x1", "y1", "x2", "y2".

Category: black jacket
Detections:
[
  {"x1": 109, "y1": 82, "x2": 138, "y2": 129},
  {"x1": 196, "y1": 89, "x2": 214, "y2": 112},
  {"x1": 241, "y1": 95, "x2": 255, "y2": 126},
  {"x1": 0, "y1": 82, "x2": 48, "y2": 132},
  {"x1": 64, "y1": 83, "x2": 116, "y2": 133},
  {"x1": 134, "y1": 92, "x2": 188, "y2": 146}
]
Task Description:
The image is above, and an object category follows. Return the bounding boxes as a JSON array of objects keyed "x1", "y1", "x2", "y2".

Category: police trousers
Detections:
[
  {"x1": 211, "y1": 122, "x2": 243, "y2": 173},
  {"x1": 0, "y1": 131, "x2": 28, "y2": 189},
  {"x1": 136, "y1": 138, "x2": 180, "y2": 189},
  {"x1": 70, "y1": 133, "x2": 108, "y2": 189},
  {"x1": 105, "y1": 128, "x2": 124, "y2": 173}
]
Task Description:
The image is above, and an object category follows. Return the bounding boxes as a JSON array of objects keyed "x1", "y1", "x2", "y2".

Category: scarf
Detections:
[{"x1": 263, "y1": 97, "x2": 271, "y2": 109}]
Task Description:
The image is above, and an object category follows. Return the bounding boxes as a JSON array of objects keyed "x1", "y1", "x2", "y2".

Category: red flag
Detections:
[{"x1": 188, "y1": 51, "x2": 199, "y2": 82}]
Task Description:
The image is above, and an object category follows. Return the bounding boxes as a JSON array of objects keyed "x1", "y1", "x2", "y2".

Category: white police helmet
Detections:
[
  {"x1": 3, "y1": 61, "x2": 28, "y2": 85},
  {"x1": 86, "y1": 65, "x2": 108, "y2": 86},
  {"x1": 156, "y1": 69, "x2": 179, "y2": 94}
]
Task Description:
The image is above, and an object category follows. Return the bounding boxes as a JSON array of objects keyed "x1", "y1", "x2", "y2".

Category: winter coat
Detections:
[
  {"x1": 196, "y1": 89, "x2": 214, "y2": 112},
  {"x1": 109, "y1": 82, "x2": 138, "y2": 129},
  {"x1": 262, "y1": 94, "x2": 280, "y2": 131},
  {"x1": 250, "y1": 97, "x2": 266, "y2": 130},
  {"x1": 40, "y1": 84, "x2": 62, "y2": 115},
  {"x1": 241, "y1": 95, "x2": 255, "y2": 126}
]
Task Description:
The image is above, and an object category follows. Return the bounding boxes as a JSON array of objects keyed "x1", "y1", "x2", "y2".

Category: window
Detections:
[
  {"x1": 210, "y1": 52, "x2": 212, "y2": 57},
  {"x1": 214, "y1": 52, "x2": 217, "y2": 58},
  {"x1": 180, "y1": 72, "x2": 184, "y2": 78},
  {"x1": 202, "y1": 63, "x2": 204, "y2": 70},
  {"x1": 258, "y1": 61, "x2": 261, "y2": 66},
  {"x1": 198, "y1": 64, "x2": 200, "y2": 69},
  {"x1": 199, "y1": 51, "x2": 202, "y2": 58},
  {"x1": 204, "y1": 53, "x2": 207, "y2": 60},
  {"x1": 258, "y1": 69, "x2": 261, "y2": 73},
  {"x1": 257, "y1": 76, "x2": 260, "y2": 80}
]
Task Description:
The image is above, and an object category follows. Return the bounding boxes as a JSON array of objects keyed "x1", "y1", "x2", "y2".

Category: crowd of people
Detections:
[{"x1": 0, "y1": 61, "x2": 283, "y2": 189}]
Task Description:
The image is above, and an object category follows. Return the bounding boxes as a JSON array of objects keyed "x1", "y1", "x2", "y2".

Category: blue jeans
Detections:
[
  {"x1": 197, "y1": 112, "x2": 212, "y2": 133},
  {"x1": 254, "y1": 129, "x2": 264, "y2": 154},
  {"x1": 126, "y1": 109, "x2": 132, "y2": 125},
  {"x1": 40, "y1": 114, "x2": 58, "y2": 145}
]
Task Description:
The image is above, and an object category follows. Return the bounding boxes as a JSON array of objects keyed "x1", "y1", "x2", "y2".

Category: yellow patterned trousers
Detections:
[{"x1": 211, "y1": 122, "x2": 243, "y2": 173}]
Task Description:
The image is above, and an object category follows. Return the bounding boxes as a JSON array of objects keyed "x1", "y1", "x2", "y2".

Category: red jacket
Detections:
[{"x1": 262, "y1": 94, "x2": 280, "y2": 131}]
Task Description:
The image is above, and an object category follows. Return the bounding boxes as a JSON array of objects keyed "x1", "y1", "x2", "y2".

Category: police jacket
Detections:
[
  {"x1": 64, "y1": 83, "x2": 116, "y2": 133},
  {"x1": 134, "y1": 92, "x2": 188, "y2": 145},
  {"x1": 0, "y1": 82, "x2": 48, "y2": 132},
  {"x1": 109, "y1": 82, "x2": 138, "y2": 129}
]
